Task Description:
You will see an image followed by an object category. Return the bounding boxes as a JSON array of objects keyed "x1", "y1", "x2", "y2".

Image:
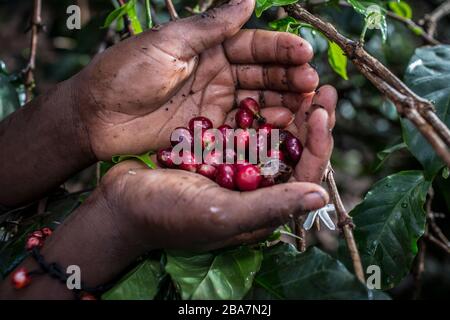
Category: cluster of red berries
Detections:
[
  {"x1": 25, "y1": 227, "x2": 52, "y2": 251},
  {"x1": 10, "y1": 227, "x2": 53, "y2": 290},
  {"x1": 157, "y1": 98, "x2": 303, "y2": 191}
]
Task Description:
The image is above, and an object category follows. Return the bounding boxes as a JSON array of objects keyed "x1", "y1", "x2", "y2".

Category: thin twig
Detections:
[
  {"x1": 285, "y1": 4, "x2": 450, "y2": 169},
  {"x1": 412, "y1": 235, "x2": 426, "y2": 299},
  {"x1": 422, "y1": 0, "x2": 450, "y2": 37},
  {"x1": 24, "y1": 0, "x2": 42, "y2": 103},
  {"x1": 425, "y1": 233, "x2": 450, "y2": 253},
  {"x1": 293, "y1": 216, "x2": 307, "y2": 252},
  {"x1": 165, "y1": 0, "x2": 179, "y2": 20},
  {"x1": 309, "y1": 0, "x2": 440, "y2": 45},
  {"x1": 325, "y1": 164, "x2": 365, "y2": 283},
  {"x1": 426, "y1": 188, "x2": 450, "y2": 247}
]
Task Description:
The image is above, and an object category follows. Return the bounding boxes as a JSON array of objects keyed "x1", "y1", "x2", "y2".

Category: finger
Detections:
[
  {"x1": 294, "y1": 86, "x2": 337, "y2": 183},
  {"x1": 232, "y1": 64, "x2": 319, "y2": 93},
  {"x1": 295, "y1": 85, "x2": 337, "y2": 127},
  {"x1": 221, "y1": 182, "x2": 328, "y2": 235},
  {"x1": 224, "y1": 29, "x2": 313, "y2": 65},
  {"x1": 224, "y1": 107, "x2": 294, "y2": 128},
  {"x1": 150, "y1": 0, "x2": 255, "y2": 60},
  {"x1": 295, "y1": 108, "x2": 333, "y2": 183},
  {"x1": 236, "y1": 90, "x2": 307, "y2": 112}
]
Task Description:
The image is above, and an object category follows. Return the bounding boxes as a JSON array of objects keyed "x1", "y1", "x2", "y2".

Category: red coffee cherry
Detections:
[
  {"x1": 80, "y1": 293, "x2": 97, "y2": 300},
  {"x1": 235, "y1": 108, "x2": 254, "y2": 129},
  {"x1": 284, "y1": 135, "x2": 303, "y2": 165},
  {"x1": 236, "y1": 164, "x2": 262, "y2": 191},
  {"x1": 41, "y1": 227, "x2": 53, "y2": 238},
  {"x1": 25, "y1": 236, "x2": 43, "y2": 251},
  {"x1": 11, "y1": 267, "x2": 31, "y2": 289},
  {"x1": 30, "y1": 230, "x2": 44, "y2": 239},
  {"x1": 188, "y1": 116, "x2": 213, "y2": 132},
  {"x1": 239, "y1": 98, "x2": 260, "y2": 116},
  {"x1": 178, "y1": 151, "x2": 199, "y2": 173},
  {"x1": 267, "y1": 149, "x2": 285, "y2": 162},
  {"x1": 215, "y1": 164, "x2": 236, "y2": 190},
  {"x1": 197, "y1": 164, "x2": 217, "y2": 180},
  {"x1": 234, "y1": 129, "x2": 250, "y2": 151},
  {"x1": 157, "y1": 147, "x2": 176, "y2": 168},
  {"x1": 258, "y1": 123, "x2": 274, "y2": 137}
]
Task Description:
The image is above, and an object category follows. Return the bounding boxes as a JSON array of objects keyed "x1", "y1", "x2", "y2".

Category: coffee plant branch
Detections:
[
  {"x1": 325, "y1": 164, "x2": 365, "y2": 283},
  {"x1": 165, "y1": 0, "x2": 179, "y2": 20},
  {"x1": 23, "y1": 0, "x2": 42, "y2": 103},
  {"x1": 309, "y1": 0, "x2": 440, "y2": 45},
  {"x1": 422, "y1": 0, "x2": 450, "y2": 37},
  {"x1": 285, "y1": 3, "x2": 450, "y2": 169}
]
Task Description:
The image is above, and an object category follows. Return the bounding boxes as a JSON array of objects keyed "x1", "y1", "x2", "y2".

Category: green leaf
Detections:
[
  {"x1": 0, "y1": 73, "x2": 20, "y2": 121},
  {"x1": 112, "y1": 151, "x2": 156, "y2": 169},
  {"x1": 247, "y1": 244, "x2": 383, "y2": 299},
  {"x1": 103, "y1": 3, "x2": 129, "y2": 29},
  {"x1": 401, "y1": 45, "x2": 450, "y2": 178},
  {"x1": 103, "y1": 0, "x2": 142, "y2": 34},
  {"x1": 346, "y1": 0, "x2": 367, "y2": 15},
  {"x1": 349, "y1": 171, "x2": 431, "y2": 289},
  {"x1": 255, "y1": 0, "x2": 299, "y2": 18},
  {"x1": 443, "y1": 167, "x2": 450, "y2": 179},
  {"x1": 388, "y1": 1, "x2": 412, "y2": 19},
  {"x1": 166, "y1": 247, "x2": 262, "y2": 300},
  {"x1": 327, "y1": 41, "x2": 348, "y2": 80},
  {"x1": 268, "y1": 16, "x2": 301, "y2": 33},
  {"x1": 127, "y1": 2, "x2": 143, "y2": 34},
  {"x1": 373, "y1": 142, "x2": 407, "y2": 171},
  {"x1": 102, "y1": 260, "x2": 163, "y2": 300}
]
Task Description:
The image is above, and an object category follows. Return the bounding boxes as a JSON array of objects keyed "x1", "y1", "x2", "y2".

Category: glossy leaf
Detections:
[
  {"x1": 246, "y1": 244, "x2": 386, "y2": 299},
  {"x1": 112, "y1": 151, "x2": 156, "y2": 169},
  {"x1": 102, "y1": 260, "x2": 163, "y2": 300},
  {"x1": 268, "y1": 16, "x2": 302, "y2": 33},
  {"x1": 388, "y1": 1, "x2": 412, "y2": 19},
  {"x1": 103, "y1": 0, "x2": 142, "y2": 34},
  {"x1": 166, "y1": 247, "x2": 262, "y2": 300},
  {"x1": 349, "y1": 171, "x2": 431, "y2": 289},
  {"x1": 328, "y1": 41, "x2": 349, "y2": 80},
  {"x1": 373, "y1": 142, "x2": 407, "y2": 171},
  {"x1": 0, "y1": 73, "x2": 20, "y2": 121},
  {"x1": 255, "y1": 0, "x2": 299, "y2": 18},
  {"x1": 401, "y1": 45, "x2": 450, "y2": 178}
]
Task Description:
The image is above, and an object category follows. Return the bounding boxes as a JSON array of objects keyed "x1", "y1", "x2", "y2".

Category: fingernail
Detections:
[{"x1": 304, "y1": 191, "x2": 327, "y2": 209}]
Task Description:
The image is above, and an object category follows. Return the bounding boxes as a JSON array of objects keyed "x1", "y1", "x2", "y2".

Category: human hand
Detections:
[
  {"x1": 99, "y1": 160, "x2": 329, "y2": 251},
  {"x1": 72, "y1": 0, "x2": 320, "y2": 160}
]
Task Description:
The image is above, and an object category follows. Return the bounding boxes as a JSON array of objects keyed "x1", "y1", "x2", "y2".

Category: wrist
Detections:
[
  {"x1": 0, "y1": 78, "x2": 96, "y2": 206},
  {"x1": 0, "y1": 187, "x2": 146, "y2": 299}
]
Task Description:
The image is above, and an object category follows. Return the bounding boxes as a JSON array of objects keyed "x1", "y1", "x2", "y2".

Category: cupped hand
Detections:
[
  {"x1": 74, "y1": 0, "x2": 320, "y2": 160},
  {"x1": 100, "y1": 160, "x2": 329, "y2": 251}
]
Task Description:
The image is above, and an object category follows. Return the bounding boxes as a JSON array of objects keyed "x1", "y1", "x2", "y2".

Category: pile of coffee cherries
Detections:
[{"x1": 156, "y1": 98, "x2": 303, "y2": 191}]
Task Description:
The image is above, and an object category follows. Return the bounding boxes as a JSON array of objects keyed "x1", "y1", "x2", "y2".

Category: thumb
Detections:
[
  {"x1": 152, "y1": 0, "x2": 255, "y2": 59},
  {"x1": 225, "y1": 182, "x2": 329, "y2": 235}
]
